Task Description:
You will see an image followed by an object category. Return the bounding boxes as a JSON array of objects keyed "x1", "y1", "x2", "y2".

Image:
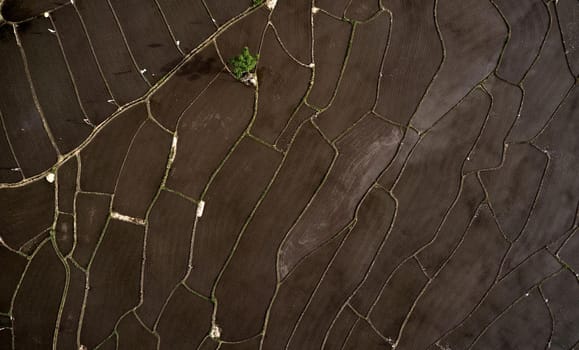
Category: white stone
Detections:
[
  {"x1": 312, "y1": 6, "x2": 320, "y2": 14},
  {"x1": 83, "y1": 117, "x2": 94, "y2": 127},
  {"x1": 209, "y1": 324, "x2": 221, "y2": 339},
  {"x1": 168, "y1": 136, "x2": 178, "y2": 163},
  {"x1": 45, "y1": 172, "x2": 55, "y2": 183},
  {"x1": 44, "y1": 12, "x2": 49, "y2": 18},
  {"x1": 241, "y1": 72, "x2": 258, "y2": 87},
  {"x1": 196, "y1": 200, "x2": 205, "y2": 217},
  {"x1": 266, "y1": 0, "x2": 277, "y2": 10},
  {"x1": 110, "y1": 212, "x2": 145, "y2": 225}
]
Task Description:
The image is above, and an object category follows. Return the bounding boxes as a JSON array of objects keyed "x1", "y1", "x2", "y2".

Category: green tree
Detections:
[{"x1": 229, "y1": 47, "x2": 259, "y2": 80}]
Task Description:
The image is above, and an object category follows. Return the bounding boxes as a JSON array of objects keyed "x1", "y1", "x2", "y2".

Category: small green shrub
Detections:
[
  {"x1": 252, "y1": 0, "x2": 264, "y2": 6},
  {"x1": 229, "y1": 46, "x2": 259, "y2": 80}
]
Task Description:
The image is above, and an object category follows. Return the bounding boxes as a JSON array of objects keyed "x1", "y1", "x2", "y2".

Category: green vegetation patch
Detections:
[{"x1": 229, "y1": 46, "x2": 259, "y2": 80}]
